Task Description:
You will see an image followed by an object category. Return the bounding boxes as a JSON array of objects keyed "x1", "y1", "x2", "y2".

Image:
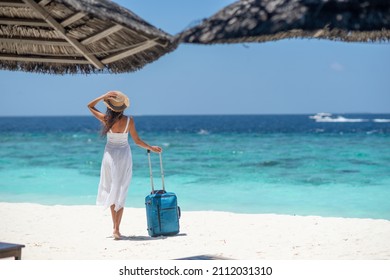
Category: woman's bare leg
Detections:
[
  {"x1": 115, "y1": 208, "x2": 124, "y2": 234},
  {"x1": 110, "y1": 204, "x2": 116, "y2": 231},
  {"x1": 110, "y1": 205, "x2": 124, "y2": 239}
]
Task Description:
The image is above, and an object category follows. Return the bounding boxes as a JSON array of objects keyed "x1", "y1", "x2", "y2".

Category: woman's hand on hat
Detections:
[
  {"x1": 104, "y1": 91, "x2": 118, "y2": 100},
  {"x1": 150, "y1": 146, "x2": 162, "y2": 153}
]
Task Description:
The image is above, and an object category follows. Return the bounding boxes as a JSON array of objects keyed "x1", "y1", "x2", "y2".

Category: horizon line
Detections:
[{"x1": 1, "y1": 112, "x2": 390, "y2": 118}]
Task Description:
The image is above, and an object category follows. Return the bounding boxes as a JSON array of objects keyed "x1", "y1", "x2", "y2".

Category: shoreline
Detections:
[
  {"x1": 1, "y1": 202, "x2": 390, "y2": 260},
  {"x1": 3, "y1": 199, "x2": 390, "y2": 221}
]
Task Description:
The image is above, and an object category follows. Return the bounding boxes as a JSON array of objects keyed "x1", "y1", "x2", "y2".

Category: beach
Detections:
[{"x1": 1, "y1": 202, "x2": 390, "y2": 260}]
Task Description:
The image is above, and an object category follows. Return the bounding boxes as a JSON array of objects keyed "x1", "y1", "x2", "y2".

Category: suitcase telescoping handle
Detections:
[{"x1": 147, "y1": 150, "x2": 165, "y2": 193}]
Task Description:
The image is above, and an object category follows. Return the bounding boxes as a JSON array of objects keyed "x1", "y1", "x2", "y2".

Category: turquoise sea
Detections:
[{"x1": 1, "y1": 114, "x2": 390, "y2": 220}]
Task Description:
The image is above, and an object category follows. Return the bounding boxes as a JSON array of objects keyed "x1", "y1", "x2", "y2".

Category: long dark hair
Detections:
[{"x1": 101, "y1": 108, "x2": 123, "y2": 135}]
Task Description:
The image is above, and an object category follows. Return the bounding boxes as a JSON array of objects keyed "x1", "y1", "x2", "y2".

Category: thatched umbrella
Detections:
[
  {"x1": 178, "y1": 0, "x2": 390, "y2": 44},
  {"x1": 0, "y1": 0, "x2": 177, "y2": 74}
]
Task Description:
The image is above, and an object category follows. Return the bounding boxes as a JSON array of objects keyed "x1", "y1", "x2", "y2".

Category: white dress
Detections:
[{"x1": 96, "y1": 117, "x2": 132, "y2": 211}]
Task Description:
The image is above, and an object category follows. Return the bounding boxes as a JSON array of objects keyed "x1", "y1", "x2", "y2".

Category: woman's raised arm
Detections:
[{"x1": 87, "y1": 92, "x2": 117, "y2": 122}]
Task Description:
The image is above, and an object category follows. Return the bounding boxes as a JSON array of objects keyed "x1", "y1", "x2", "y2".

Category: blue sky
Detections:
[{"x1": 0, "y1": 0, "x2": 389, "y2": 116}]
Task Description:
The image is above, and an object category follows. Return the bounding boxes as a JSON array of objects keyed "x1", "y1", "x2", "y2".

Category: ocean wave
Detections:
[
  {"x1": 366, "y1": 130, "x2": 378, "y2": 135},
  {"x1": 197, "y1": 129, "x2": 210, "y2": 135}
]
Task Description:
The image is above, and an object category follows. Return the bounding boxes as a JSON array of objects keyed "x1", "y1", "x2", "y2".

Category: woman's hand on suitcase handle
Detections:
[{"x1": 149, "y1": 146, "x2": 162, "y2": 153}]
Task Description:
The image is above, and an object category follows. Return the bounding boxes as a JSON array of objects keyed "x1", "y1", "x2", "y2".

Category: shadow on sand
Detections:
[
  {"x1": 175, "y1": 255, "x2": 232, "y2": 260},
  {"x1": 107, "y1": 233, "x2": 187, "y2": 241}
]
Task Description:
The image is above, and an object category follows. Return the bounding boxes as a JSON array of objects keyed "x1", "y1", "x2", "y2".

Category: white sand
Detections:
[{"x1": 1, "y1": 202, "x2": 389, "y2": 260}]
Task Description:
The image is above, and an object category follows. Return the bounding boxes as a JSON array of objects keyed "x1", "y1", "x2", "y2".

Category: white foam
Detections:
[
  {"x1": 316, "y1": 116, "x2": 366, "y2": 123},
  {"x1": 197, "y1": 129, "x2": 209, "y2": 135},
  {"x1": 366, "y1": 130, "x2": 378, "y2": 135}
]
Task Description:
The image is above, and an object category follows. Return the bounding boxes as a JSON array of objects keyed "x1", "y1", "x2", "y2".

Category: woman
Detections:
[{"x1": 88, "y1": 91, "x2": 161, "y2": 240}]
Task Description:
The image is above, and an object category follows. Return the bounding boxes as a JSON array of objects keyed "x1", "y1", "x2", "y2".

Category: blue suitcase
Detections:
[{"x1": 145, "y1": 151, "x2": 180, "y2": 237}]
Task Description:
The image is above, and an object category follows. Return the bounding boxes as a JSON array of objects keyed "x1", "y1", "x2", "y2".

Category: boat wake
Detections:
[
  {"x1": 309, "y1": 113, "x2": 366, "y2": 123},
  {"x1": 373, "y1": 119, "x2": 390, "y2": 123}
]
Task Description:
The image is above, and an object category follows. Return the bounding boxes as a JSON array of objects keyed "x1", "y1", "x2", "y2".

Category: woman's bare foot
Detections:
[{"x1": 113, "y1": 231, "x2": 121, "y2": 240}]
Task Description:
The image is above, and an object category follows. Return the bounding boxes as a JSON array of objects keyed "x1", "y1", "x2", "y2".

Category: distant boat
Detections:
[{"x1": 309, "y1": 113, "x2": 365, "y2": 123}]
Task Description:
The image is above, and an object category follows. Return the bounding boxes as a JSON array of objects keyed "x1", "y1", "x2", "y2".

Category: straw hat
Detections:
[{"x1": 103, "y1": 91, "x2": 130, "y2": 112}]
